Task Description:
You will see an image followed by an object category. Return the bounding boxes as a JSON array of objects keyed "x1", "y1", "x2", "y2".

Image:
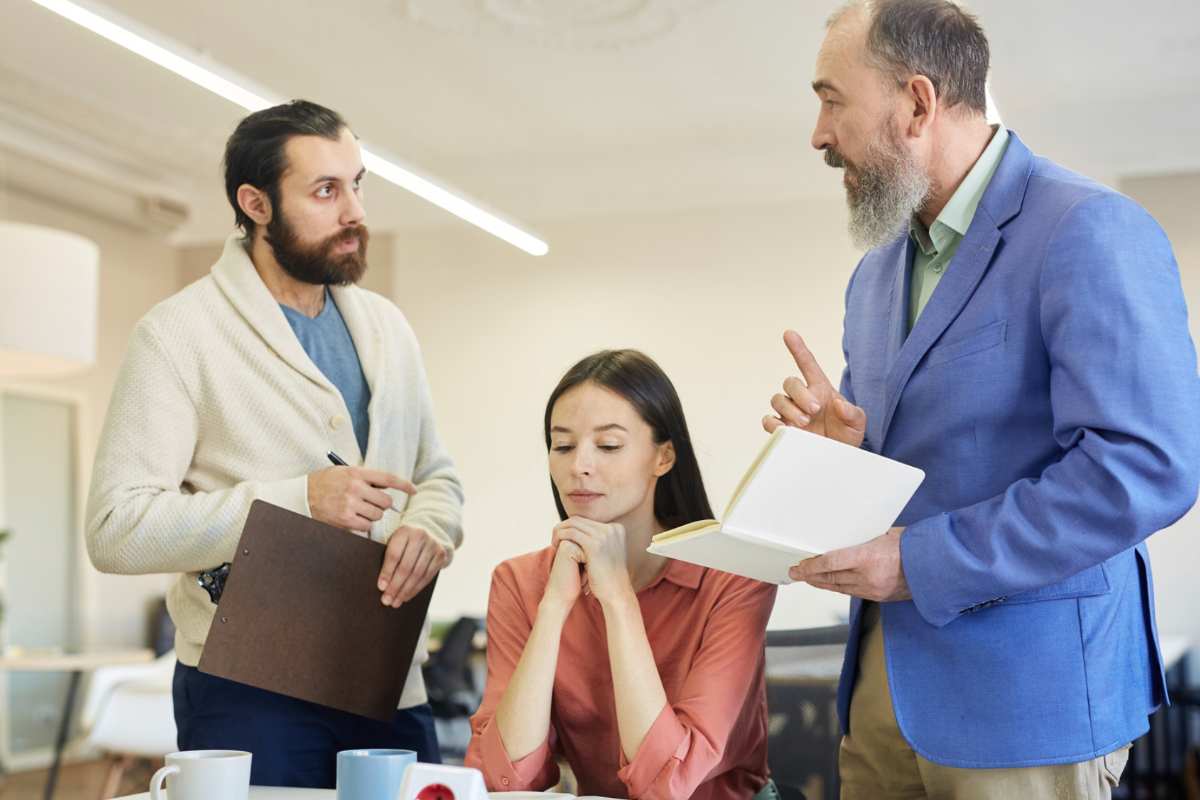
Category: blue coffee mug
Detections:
[{"x1": 336, "y1": 748, "x2": 417, "y2": 800}]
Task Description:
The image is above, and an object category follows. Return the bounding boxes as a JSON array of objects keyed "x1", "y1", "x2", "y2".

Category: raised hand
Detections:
[{"x1": 763, "y1": 330, "x2": 867, "y2": 447}]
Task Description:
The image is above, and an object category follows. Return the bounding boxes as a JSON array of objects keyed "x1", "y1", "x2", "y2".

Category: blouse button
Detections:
[{"x1": 501, "y1": 778, "x2": 510, "y2": 786}]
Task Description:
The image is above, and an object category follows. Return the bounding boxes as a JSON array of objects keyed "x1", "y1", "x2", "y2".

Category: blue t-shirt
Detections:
[{"x1": 280, "y1": 289, "x2": 371, "y2": 456}]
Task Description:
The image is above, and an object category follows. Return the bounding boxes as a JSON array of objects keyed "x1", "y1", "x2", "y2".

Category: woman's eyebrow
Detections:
[{"x1": 549, "y1": 423, "x2": 628, "y2": 433}]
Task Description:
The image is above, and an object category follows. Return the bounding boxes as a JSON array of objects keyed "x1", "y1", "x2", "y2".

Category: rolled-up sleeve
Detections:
[
  {"x1": 616, "y1": 579, "x2": 776, "y2": 799},
  {"x1": 473, "y1": 720, "x2": 557, "y2": 791},
  {"x1": 464, "y1": 563, "x2": 560, "y2": 791}
]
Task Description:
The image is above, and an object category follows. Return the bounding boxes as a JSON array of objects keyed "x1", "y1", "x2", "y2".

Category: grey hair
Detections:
[{"x1": 828, "y1": 0, "x2": 989, "y2": 115}]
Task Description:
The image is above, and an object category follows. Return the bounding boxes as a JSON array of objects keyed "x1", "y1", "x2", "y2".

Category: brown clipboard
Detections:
[{"x1": 198, "y1": 500, "x2": 436, "y2": 721}]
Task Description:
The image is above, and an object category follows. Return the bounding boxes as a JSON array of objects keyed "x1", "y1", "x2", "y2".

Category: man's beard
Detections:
[
  {"x1": 265, "y1": 207, "x2": 369, "y2": 286},
  {"x1": 826, "y1": 119, "x2": 931, "y2": 251}
]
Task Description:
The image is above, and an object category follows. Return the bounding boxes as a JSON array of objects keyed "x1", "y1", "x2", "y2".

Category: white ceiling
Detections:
[{"x1": 1, "y1": 0, "x2": 1198, "y2": 245}]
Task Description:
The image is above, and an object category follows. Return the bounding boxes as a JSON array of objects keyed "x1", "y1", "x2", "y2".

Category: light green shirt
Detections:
[{"x1": 908, "y1": 126, "x2": 1009, "y2": 331}]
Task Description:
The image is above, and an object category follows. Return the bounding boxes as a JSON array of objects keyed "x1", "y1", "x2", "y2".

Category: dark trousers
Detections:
[{"x1": 173, "y1": 662, "x2": 440, "y2": 788}]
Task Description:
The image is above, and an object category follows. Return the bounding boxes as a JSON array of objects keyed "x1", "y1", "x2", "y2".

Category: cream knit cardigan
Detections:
[{"x1": 86, "y1": 234, "x2": 464, "y2": 709}]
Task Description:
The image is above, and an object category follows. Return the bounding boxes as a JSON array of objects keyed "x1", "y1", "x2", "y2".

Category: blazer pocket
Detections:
[
  {"x1": 924, "y1": 320, "x2": 1007, "y2": 368},
  {"x1": 1002, "y1": 563, "x2": 1111, "y2": 605}
]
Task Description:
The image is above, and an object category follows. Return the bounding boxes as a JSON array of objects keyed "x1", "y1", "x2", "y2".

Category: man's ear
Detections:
[
  {"x1": 654, "y1": 441, "x2": 677, "y2": 477},
  {"x1": 906, "y1": 74, "x2": 938, "y2": 138},
  {"x1": 236, "y1": 184, "x2": 272, "y2": 228}
]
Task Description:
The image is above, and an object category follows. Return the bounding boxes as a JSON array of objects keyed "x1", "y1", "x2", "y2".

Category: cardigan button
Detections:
[
  {"x1": 330, "y1": 414, "x2": 346, "y2": 430},
  {"x1": 501, "y1": 778, "x2": 510, "y2": 786}
]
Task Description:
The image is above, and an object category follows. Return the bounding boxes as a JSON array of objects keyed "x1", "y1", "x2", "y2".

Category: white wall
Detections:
[
  {"x1": 0, "y1": 188, "x2": 179, "y2": 650},
  {"x1": 393, "y1": 199, "x2": 862, "y2": 630},
  {"x1": 1121, "y1": 173, "x2": 1200, "y2": 652},
  {"x1": 169, "y1": 207, "x2": 861, "y2": 632},
  {"x1": 395, "y1": 178, "x2": 1200, "y2": 647},
  {"x1": 5, "y1": 166, "x2": 1196, "y2": 652}
]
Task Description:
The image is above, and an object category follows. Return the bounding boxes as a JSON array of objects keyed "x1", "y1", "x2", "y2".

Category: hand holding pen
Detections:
[
  {"x1": 326, "y1": 451, "x2": 447, "y2": 608},
  {"x1": 306, "y1": 451, "x2": 416, "y2": 534}
]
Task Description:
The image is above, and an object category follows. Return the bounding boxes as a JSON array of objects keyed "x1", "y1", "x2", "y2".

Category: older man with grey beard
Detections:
[{"x1": 762, "y1": 1, "x2": 1200, "y2": 798}]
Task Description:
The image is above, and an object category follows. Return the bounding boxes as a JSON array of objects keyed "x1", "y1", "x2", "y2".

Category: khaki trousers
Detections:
[{"x1": 840, "y1": 603, "x2": 1130, "y2": 800}]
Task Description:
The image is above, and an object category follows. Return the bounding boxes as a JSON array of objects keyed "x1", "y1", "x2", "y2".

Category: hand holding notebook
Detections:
[{"x1": 647, "y1": 427, "x2": 924, "y2": 584}]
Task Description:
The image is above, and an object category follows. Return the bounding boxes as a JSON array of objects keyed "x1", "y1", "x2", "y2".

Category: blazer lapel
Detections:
[
  {"x1": 885, "y1": 237, "x2": 914, "y2": 375},
  {"x1": 878, "y1": 222, "x2": 1001, "y2": 448},
  {"x1": 862, "y1": 237, "x2": 914, "y2": 451},
  {"x1": 875, "y1": 130, "x2": 1035, "y2": 448}
]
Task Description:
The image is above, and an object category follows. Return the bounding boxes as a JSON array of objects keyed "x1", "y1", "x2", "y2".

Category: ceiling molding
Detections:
[
  {"x1": 0, "y1": 64, "x2": 221, "y2": 179},
  {"x1": 400, "y1": 0, "x2": 722, "y2": 49},
  {"x1": 0, "y1": 95, "x2": 190, "y2": 234}
]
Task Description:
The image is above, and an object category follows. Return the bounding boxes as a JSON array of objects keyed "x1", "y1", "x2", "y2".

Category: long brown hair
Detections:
[{"x1": 543, "y1": 350, "x2": 714, "y2": 529}]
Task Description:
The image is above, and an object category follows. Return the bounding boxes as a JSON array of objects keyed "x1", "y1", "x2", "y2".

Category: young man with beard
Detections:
[
  {"x1": 86, "y1": 101, "x2": 464, "y2": 787},
  {"x1": 763, "y1": 1, "x2": 1199, "y2": 797}
]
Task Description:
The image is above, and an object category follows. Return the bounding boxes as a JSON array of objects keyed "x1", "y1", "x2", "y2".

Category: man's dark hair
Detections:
[
  {"x1": 832, "y1": 0, "x2": 990, "y2": 115},
  {"x1": 222, "y1": 100, "x2": 349, "y2": 234}
]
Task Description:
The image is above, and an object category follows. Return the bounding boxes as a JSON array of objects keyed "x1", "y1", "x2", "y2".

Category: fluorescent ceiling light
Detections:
[{"x1": 29, "y1": 0, "x2": 550, "y2": 256}]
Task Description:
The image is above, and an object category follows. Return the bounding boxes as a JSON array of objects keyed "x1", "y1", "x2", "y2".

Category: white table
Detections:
[
  {"x1": 117, "y1": 790, "x2": 333, "y2": 800},
  {"x1": 765, "y1": 643, "x2": 844, "y2": 683},
  {"x1": 0, "y1": 648, "x2": 154, "y2": 800},
  {"x1": 1160, "y1": 635, "x2": 1189, "y2": 673},
  {"x1": 116, "y1": 791, "x2": 584, "y2": 799}
]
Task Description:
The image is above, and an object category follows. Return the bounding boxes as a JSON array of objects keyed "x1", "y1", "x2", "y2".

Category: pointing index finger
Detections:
[{"x1": 784, "y1": 330, "x2": 833, "y2": 391}]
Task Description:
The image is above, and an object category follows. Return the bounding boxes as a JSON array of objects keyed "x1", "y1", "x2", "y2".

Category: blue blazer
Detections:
[{"x1": 836, "y1": 131, "x2": 1200, "y2": 768}]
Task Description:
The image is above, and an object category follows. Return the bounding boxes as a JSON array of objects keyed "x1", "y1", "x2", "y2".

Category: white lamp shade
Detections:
[{"x1": 0, "y1": 221, "x2": 99, "y2": 377}]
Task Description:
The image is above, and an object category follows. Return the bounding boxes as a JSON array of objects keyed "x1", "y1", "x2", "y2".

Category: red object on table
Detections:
[{"x1": 416, "y1": 784, "x2": 455, "y2": 800}]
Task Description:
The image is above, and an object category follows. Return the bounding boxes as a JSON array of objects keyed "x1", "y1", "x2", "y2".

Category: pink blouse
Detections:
[{"x1": 466, "y1": 546, "x2": 777, "y2": 799}]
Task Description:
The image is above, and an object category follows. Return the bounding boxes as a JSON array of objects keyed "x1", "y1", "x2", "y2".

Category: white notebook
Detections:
[{"x1": 647, "y1": 427, "x2": 925, "y2": 584}]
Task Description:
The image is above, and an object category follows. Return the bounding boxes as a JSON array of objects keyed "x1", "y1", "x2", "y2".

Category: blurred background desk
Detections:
[
  {"x1": 0, "y1": 649, "x2": 153, "y2": 800},
  {"x1": 1121, "y1": 635, "x2": 1197, "y2": 800},
  {"x1": 115, "y1": 789, "x2": 331, "y2": 800},
  {"x1": 764, "y1": 625, "x2": 848, "y2": 800}
]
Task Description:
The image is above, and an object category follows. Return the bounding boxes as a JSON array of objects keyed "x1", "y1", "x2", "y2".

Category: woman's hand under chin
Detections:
[
  {"x1": 542, "y1": 538, "x2": 586, "y2": 617},
  {"x1": 553, "y1": 517, "x2": 636, "y2": 608}
]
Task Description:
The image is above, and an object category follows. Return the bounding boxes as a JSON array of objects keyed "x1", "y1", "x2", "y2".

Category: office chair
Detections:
[
  {"x1": 423, "y1": 616, "x2": 485, "y2": 761},
  {"x1": 764, "y1": 624, "x2": 850, "y2": 800}
]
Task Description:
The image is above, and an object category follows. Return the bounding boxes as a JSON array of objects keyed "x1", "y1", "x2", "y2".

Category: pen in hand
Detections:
[{"x1": 326, "y1": 451, "x2": 412, "y2": 513}]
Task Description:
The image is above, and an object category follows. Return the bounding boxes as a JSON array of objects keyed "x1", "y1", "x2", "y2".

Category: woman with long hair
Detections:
[{"x1": 466, "y1": 350, "x2": 778, "y2": 799}]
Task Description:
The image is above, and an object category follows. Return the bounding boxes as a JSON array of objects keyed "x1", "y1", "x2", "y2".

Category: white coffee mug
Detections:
[{"x1": 149, "y1": 749, "x2": 252, "y2": 800}]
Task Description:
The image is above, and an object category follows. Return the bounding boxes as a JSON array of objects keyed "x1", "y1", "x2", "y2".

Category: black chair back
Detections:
[
  {"x1": 764, "y1": 624, "x2": 850, "y2": 800},
  {"x1": 424, "y1": 616, "x2": 484, "y2": 718}
]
